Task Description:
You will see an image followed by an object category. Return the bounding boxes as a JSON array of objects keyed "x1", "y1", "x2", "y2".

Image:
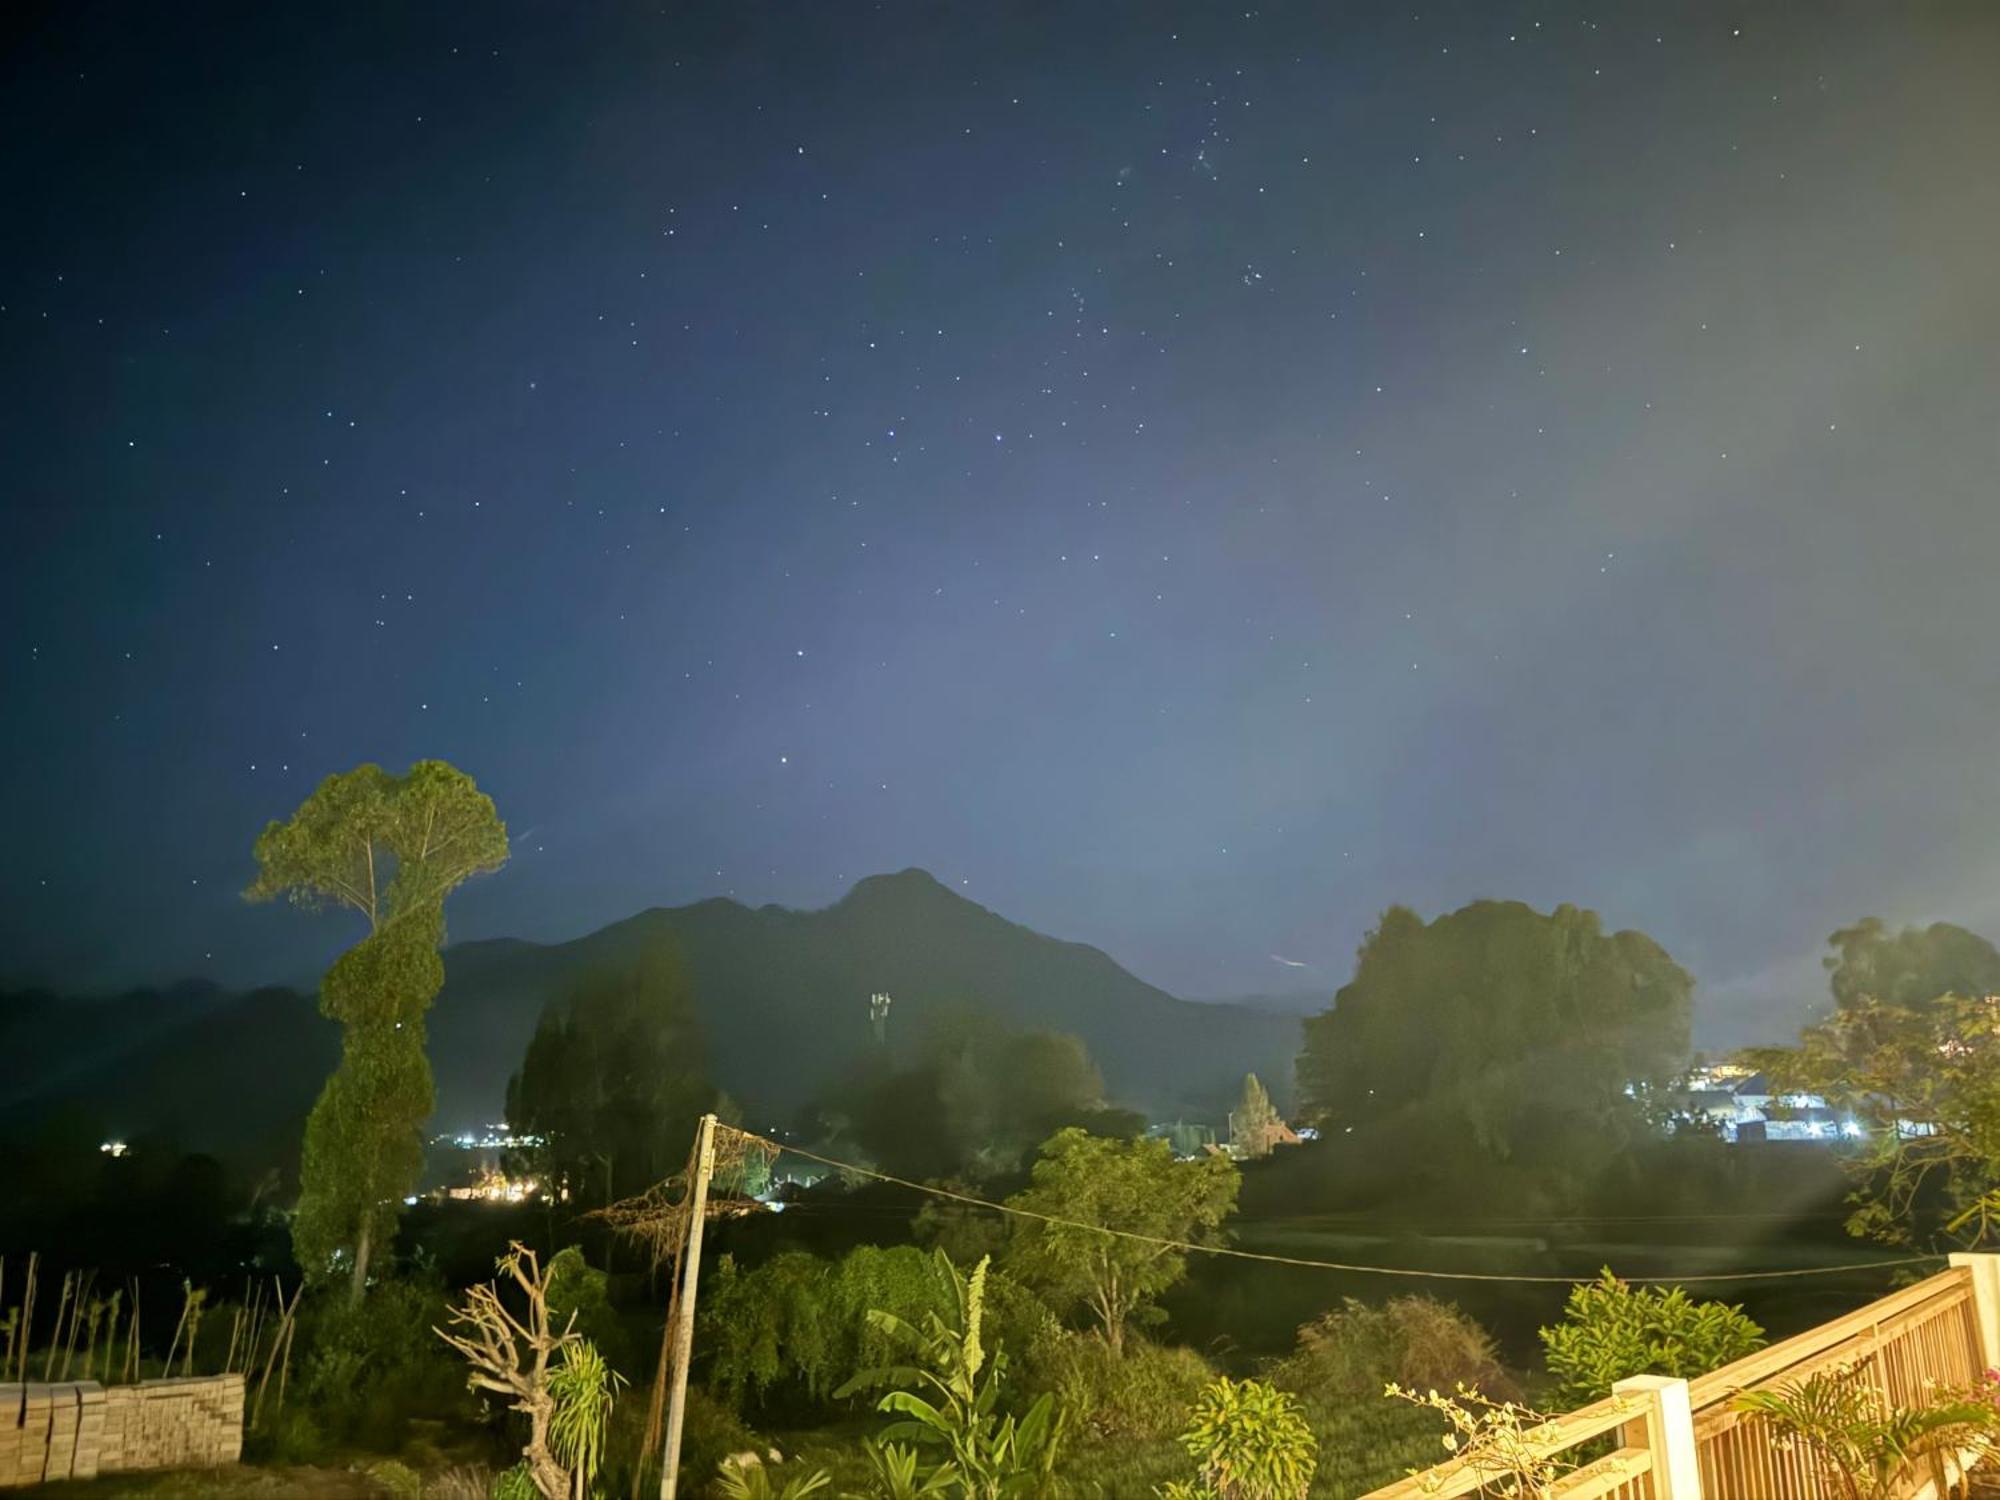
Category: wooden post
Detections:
[
  {"x1": 660, "y1": 1113, "x2": 717, "y2": 1500},
  {"x1": 1949, "y1": 1253, "x2": 2000, "y2": 1371},
  {"x1": 1612, "y1": 1375, "x2": 1702, "y2": 1500}
]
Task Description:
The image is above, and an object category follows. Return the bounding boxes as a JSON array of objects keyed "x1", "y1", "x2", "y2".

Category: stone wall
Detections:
[{"x1": 0, "y1": 1373, "x2": 243, "y2": 1487}]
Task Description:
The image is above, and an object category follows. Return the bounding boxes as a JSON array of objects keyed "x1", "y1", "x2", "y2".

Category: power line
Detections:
[{"x1": 747, "y1": 1133, "x2": 1944, "y2": 1287}]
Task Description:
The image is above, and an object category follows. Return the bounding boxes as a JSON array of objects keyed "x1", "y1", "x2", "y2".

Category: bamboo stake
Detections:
[
  {"x1": 59, "y1": 1270, "x2": 94, "y2": 1381},
  {"x1": 42, "y1": 1270, "x2": 74, "y2": 1381},
  {"x1": 18, "y1": 1253, "x2": 39, "y2": 1383},
  {"x1": 163, "y1": 1280, "x2": 192, "y2": 1375},
  {"x1": 124, "y1": 1278, "x2": 141, "y2": 1383},
  {"x1": 252, "y1": 1280, "x2": 299, "y2": 1429},
  {"x1": 223, "y1": 1302, "x2": 244, "y2": 1376},
  {"x1": 275, "y1": 1303, "x2": 299, "y2": 1411},
  {"x1": 241, "y1": 1282, "x2": 265, "y2": 1379}
]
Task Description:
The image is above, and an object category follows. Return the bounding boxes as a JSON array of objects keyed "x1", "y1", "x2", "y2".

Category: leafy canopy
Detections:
[
  {"x1": 246, "y1": 760, "x2": 508, "y2": 934},
  {"x1": 1296, "y1": 900, "x2": 1691, "y2": 1196},
  {"x1": 1003, "y1": 1127, "x2": 1238, "y2": 1354},
  {"x1": 506, "y1": 946, "x2": 713, "y2": 1207},
  {"x1": 1749, "y1": 917, "x2": 2000, "y2": 1246},
  {"x1": 1537, "y1": 1270, "x2": 1764, "y2": 1410}
]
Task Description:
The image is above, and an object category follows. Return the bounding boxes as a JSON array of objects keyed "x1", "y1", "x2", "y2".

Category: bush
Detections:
[
  {"x1": 1019, "y1": 1330, "x2": 1213, "y2": 1441},
  {"x1": 1168, "y1": 1377, "x2": 1316, "y2": 1500},
  {"x1": 1538, "y1": 1270, "x2": 1764, "y2": 1409},
  {"x1": 700, "y1": 1244, "x2": 1048, "y2": 1413},
  {"x1": 1270, "y1": 1295, "x2": 1514, "y2": 1403},
  {"x1": 364, "y1": 1458, "x2": 424, "y2": 1498},
  {"x1": 289, "y1": 1276, "x2": 474, "y2": 1453},
  {"x1": 545, "y1": 1246, "x2": 637, "y2": 1376}
]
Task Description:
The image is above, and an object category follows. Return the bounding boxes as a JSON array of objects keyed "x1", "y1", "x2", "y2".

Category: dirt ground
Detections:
[{"x1": 34, "y1": 1466, "x2": 403, "y2": 1498}]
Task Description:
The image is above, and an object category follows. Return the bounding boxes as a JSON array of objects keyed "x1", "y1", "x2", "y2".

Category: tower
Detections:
[{"x1": 868, "y1": 992, "x2": 892, "y2": 1046}]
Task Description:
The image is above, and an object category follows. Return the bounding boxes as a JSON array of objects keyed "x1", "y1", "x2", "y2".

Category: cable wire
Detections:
[{"x1": 746, "y1": 1132, "x2": 1945, "y2": 1287}]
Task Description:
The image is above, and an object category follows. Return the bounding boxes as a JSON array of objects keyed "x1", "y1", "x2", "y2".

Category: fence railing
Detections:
[{"x1": 1360, "y1": 1254, "x2": 2000, "y2": 1500}]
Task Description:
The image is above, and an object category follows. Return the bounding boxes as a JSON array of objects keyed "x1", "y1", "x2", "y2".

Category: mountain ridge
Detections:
[{"x1": 3, "y1": 869, "x2": 1304, "y2": 1161}]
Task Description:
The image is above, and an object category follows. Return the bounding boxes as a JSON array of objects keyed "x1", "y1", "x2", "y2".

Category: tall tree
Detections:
[
  {"x1": 506, "y1": 945, "x2": 714, "y2": 1207},
  {"x1": 1296, "y1": 901, "x2": 1691, "y2": 1199},
  {"x1": 1004, "y1": 1126, "x2": 1238, "y2": 1353},
  {"x1": 1823, "y1": 918, "x2": 2000, "y2": 1017},
  {"x1": 247, "y1": 760, "x2": 507, "y2": 1302},
  {"x1": 1230, "y1": 1073, "x2": 1280, "y2": 1159},
  {"x1": 1751, "y1": 918, "x2": 2000, "y2": 1246}
]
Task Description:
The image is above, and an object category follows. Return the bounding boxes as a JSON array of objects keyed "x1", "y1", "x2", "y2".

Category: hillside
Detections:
[
  {"x1": 429, "y1": 868, "x2": 1302, "y2": 1127},
  {"x1": 3, "y1": 871, "x2": 1303, "y2": 1160}
]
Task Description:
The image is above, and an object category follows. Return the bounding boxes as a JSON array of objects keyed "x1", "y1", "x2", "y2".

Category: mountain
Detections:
[
  {"x1": 1205, "y1": 990, "x2": 1330, "y2": 1017},
  {"x1": 429, "y1": 868, "x2": 1302, "y2": 1127},
  {"x1": 0, "y1": 981, "x2": 336, "y2": 1168},
  {"x1": 3, "y1": 870, "x2": 1302, "y2": 1160}
]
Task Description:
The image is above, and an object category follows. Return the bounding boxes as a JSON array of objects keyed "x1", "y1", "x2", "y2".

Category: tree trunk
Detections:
[
  {"x1": 349, "y1": 1218, "x2": 374, "y2": 1308},
  {"x1": 525, "y1": 1393, "x2": 568, "y2": 1499}
]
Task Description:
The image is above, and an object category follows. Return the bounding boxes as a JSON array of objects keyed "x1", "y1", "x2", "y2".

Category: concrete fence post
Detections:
[
  {"x1": 1949, "y1": 1252, "x2": 2000, "y2": 1372},
  {"x1": 1611, "y1": 1374, "x2": 1702, "y2": 1500}
]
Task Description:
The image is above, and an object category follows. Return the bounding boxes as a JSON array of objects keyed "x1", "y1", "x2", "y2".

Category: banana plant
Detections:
[{"x1": 835, "y1": 1252, "x2": 1066, "y2": 1500}]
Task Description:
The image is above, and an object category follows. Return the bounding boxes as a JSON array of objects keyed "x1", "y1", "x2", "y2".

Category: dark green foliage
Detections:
[
  {"x1": 1017, "y1": 1331, "x2": 1213, "y2": 1442},
  {"x1": 543, "y1": 1247, "x2": 635, "y2": 1378},
  {"x1": 1296, "y1": 901, "x2": 1692, "y2": 1204},
  {"x1": 1270, "y1": 1296, "x2": 1514, "y2": 1404},
  {"x1": 814, "y1": 1011, "x2": 1134, "y2": 1180},
  {"x1": 247, "y1": 760, "x2": 507, "y2": 1298},
  {"x1": 1539, "y1": 1270, "x2": 1764, "y2": 1410},
  {"x1": 506, "y1": 947, "x2": 714, "y2": 1209},
  {"x1": 288, "y1": 1276, "x2": 473, "y2": 1454},
  {"x1": 1824, "y1": 918, "x2": 2000, "y2": 1017},
  {"x1": 1004, "y1": 1128, "x2": 1239, "y2": 1354},
  {"x1": 700, "y1": 1244, "x2": 1052, "y2": 1414}
]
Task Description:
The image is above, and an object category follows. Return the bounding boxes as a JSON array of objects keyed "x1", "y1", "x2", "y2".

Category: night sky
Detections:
[{"x1": 5, "y1": 3, "x2": 1998, "y2": 1047}]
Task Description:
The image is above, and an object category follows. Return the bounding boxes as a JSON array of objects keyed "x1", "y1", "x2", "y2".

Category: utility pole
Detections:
[{"x1": 660, "y1": 1112, "x2": 717, "y2": 1500}]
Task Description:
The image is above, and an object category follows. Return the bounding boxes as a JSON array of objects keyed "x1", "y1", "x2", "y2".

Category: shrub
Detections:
[
  {"x1": 1271, "y1": 1295, "x2": 1514, "y2": 1403},
  {"x1": 1167, "y1": 1378, "x2": 1316, "y2": 1500},
  {"x1": 291, "y1": 1276, "x2": 472, "y2": 1452},
  {"x1": 701, "y1": 1245, "x2": 1047, "y2": 1413},
  {"x1": 679, "y1": 1387, "x2": 764, "y2": 1494},
  {"x1": 364, "y1": 1459, "x2": 424, "y2": 1498},
  {"x1": 1539, "y1": 1270, "x2": 1764, "y2": 1409},
  {"x1": 545, "y1": 1246, "x2": 635, "y2": 1375},
  {"x1": 1020, "y1": 1330, "x2": 1213, "y2": 1441}
]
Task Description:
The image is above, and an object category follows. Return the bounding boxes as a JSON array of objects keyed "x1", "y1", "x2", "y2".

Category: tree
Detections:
[
  {"x1": 1824, "y1": 918, "x2": 2000, "y2": 1016},
  {"x1": 813, "y1": 1015, "x2": 1130, "y2": 1180},
  {"x1": 247, "y1": 760, "x2": 506, "y2": 1302},
  {"x1": 434, "y1": 1242, "x2": 607, "y2": 1500},
  {"x1": 1295, "y1": 901, "x2": 1692, "y2": 1201},
  {"x1": 505, "y1": 946, "x2": 713, "y2": 1208},
  {"x1": 1003, "y1": 1127, "x2": 1239, "y2": 1354},
  {"x1": 1229, "y1": 1074, "x2": 1280, "y2": 1159},
  {"x1": 1750, "y1": 918, "x2": 2000, "y2": 1246}
]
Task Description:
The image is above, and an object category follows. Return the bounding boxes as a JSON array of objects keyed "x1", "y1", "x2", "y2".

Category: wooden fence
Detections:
[{"x1": 1361, "y1": 1254, "x2": 2000, "y2": 1500}]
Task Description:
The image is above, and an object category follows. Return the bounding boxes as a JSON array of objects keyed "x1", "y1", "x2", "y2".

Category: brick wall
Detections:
[{"x1": 0, "y1": 1373, "x2": 243, "y2": 1487}]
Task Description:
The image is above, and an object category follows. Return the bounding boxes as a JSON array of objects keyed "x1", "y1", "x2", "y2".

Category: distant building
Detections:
[{"x1": 1670, "y1": 1066, "x2": 1857, "y2": 1143}]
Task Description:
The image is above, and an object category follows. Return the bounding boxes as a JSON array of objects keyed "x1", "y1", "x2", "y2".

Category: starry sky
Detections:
[{"x1": 5, "y1": 2, "x2": 1999, "y2": 1047}]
